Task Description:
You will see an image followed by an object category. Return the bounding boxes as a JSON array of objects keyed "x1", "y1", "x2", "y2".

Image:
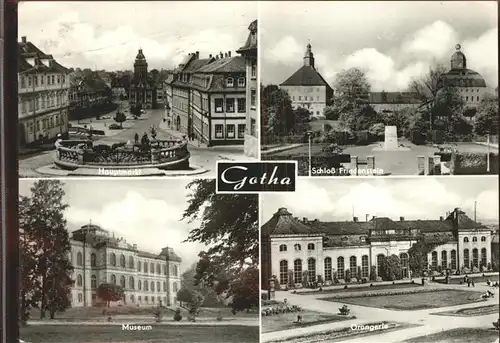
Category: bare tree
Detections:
[{"x1": 408, "y1": 64, "x2": 448, "y2": 101}]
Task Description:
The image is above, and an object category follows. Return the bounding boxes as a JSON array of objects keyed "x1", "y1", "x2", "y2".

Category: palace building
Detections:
[
  {"x1": 18, "y1": 36, "x2": 71, "y2": 145},
  {"x1": 129, "y1": 49, "x2": 157, "y2": 110},
  {"x1": 69, "y1": 223, "x2": 182, "y2": 308},
  {"x1": 280, "y1": 43, "x2": 333, "y2": 118},
  {"x1": 261, "y1": 207, "x2": 495, "y2": 288}
]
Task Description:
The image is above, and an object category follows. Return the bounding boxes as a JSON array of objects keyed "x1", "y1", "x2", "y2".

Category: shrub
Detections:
[
  {"x1": 345, "y1": 270, "x2": 351, "y2": 283},
  {"x1": 450, "y1": 152, "x2": 498, "y2": 175},
  {"x1": 287, "y1": 270, "x2": 294, "y2": 289},
  {"x1": 493, "y1": 319, "x2": 499, "y2": 330},
  {"x1": 302, "y1": 271, "x2": 309, "y2": 288},
  {"x1": 173, "y1": 308, "x2": 182, "y2": 321},
  {"x1": 487, "y1": 263, "x2": 492, "y2": 271},
  {"x1": 369, "y1": 266, "x2": 377, "y2": 281},
  {"x1": 333, "y1": 271, "x2": 339, "y2": 284},
  {"x1": 357, "y1": 266, "x2": 362, "y2": 280},
  {"x1": 338, "y1": 305, "x2": 350, "y2": 315},
  {"x1": 472, "y1": 267, "x2": 479, "y2": 273},
  {"x1": 216, "y1": 311, "x2": 223, "y2": 321},
  {"x1": 361, "y1": 277, "x2": 369, "y2": 284},
  {"x1": 153, "y1": 306, "x2": 164, "y2": 323},
  {"x1": 317, "y1": 275, "x2": 324, "y2": 285}
]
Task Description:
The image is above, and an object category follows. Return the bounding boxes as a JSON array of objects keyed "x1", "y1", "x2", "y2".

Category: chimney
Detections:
[
  {"x1": 209, "y1": 54, "x2": 212, "y2": 58},
  {"x1": 195, "y1": 51, "x2": 199, "y2": 59},
  {"x1": 353, "y1": 217, "x2": 358, "y2": 222},
  {"x1": 302, "y1": 217, "x2": 308, "y2": 223},
  {"x1": 440, "y1": 216, "x2": 444, "y2": 221},
  {"x1": 224, "y1": 53, "x2": 228, "y2": 58},
  {"x1": 219, "y1": 52, "x2": 223, "y2": 59},
  {"x1": 21, "y1": 36, "x2": 27, "y2": 43},
  {"x1": 400, "y1": 217, "x2": 404, "y2": 221},
  {"x1": 372, "y1": 216, "x2": 376, "y2": 220},
  {"x1": 133, "y1": 244, "x2": 137, "y2": 250},
  {"x1": 228, "y1": 51, "x2": 231, "y2": 57}
]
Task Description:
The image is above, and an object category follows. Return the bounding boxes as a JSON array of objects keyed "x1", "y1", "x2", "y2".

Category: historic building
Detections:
[
  {"x1": 165, "y1": 50, "x2": 248, "y2": 146},
  {"x1": 440, "y1": 44, "x2": 488, "y2": 107},
  {"x1": 237, "y1": 19, "x2": 258, "y2": 157},
  {"x1": 68, "y1": 73, "x2": 113, "y2": 120},
  {"x1": 261, "y1": 208, "x2": 494, "y2": 288},
  {"x1": 368, "y1": 91, "x2": 421, "y2": 114},
  {"x1": 129, "y1": 49, "x2": 157, "y2": 109},
  {"x1": 69, "y1": 223, "x2": 182, "y2": 308},
  {"x1": 280, "y1": 43, "x2": 333, "y2": 118},
  {"x1": 18, "y1": 36, "x2": 71, "y2": 145}
]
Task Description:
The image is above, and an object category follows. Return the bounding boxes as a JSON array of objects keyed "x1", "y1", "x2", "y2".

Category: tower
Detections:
[
  {"x1": 303, "y1": 43, "x2": 315, "y2": 69},
  {"x1": 450, "y1": 44, "x2": 466, "y2": 70},
  {"x1": 134, "y1": 48, "x2": 148, "y2": 82}
]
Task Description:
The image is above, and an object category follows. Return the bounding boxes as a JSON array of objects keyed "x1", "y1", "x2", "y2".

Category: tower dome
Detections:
[
  {"x1": 134, "y1": 49, "x2": 148, "y2": 67},
  {"x1": 303, "y1": 42, "x2": 315, "y2": 69},
  {"x1": 450, "y1": 43, "x2": 466, "y2": 70}
]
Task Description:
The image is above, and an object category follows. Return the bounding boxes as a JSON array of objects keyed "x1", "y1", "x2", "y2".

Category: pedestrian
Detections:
[
  {"x1": 134, "y1": 133, "x2": 139, "y2": 144},
  {"x1": 468, "y1": 279, "x2": 471, "y2": 287},
  {"x1": 472, "y1": 279, "x2": 475, "y2": 287}
]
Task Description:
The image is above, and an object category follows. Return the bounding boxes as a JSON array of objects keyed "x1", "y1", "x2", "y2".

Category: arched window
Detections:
[
  {"x1": 129, "y1": 276, "x2": 135, "y2": 289},
  {"x1": 156, "y1": 264, "x2": 161, "y2": 274},
  {"x1": 77, "y1": 252, "x2": 83, "y2": 266},
  {"x1": 464, "y1": 249, "x2": 470, "y2": 268},
  {"x1": 451, "y1": 250, "x2": 457, "y2": 270},
  {"x1": 472, "y1": 248, "x2": 478, "y2": 268},
  {"x1": 173, "y1": 282, "x2": 178, "y2": 293},
  {"x1": 138, "y1": 280, "x2": 142, "y2": 290},
  {"x1": 294, "y1": 244, "x2": 301, "y2": 251},
  {"x1": 279, "y1": 244, "x2": 287, "y2": 252},
  {"x1": 237, "y1": 77, "x2": 245, "y2": 87},
  {"x1": 431, "y1": 251, "x2": 438, "y2": 270},
  {"x1": 129, "y1": 256, "x2": 134, "y2": 269},
  {"x1": 163, "y1": 282, "x2": 167, "y2": 292},
  {"x1": 349, "y1": 256, "x2": 357, "y2": 276},
  {"x1": 144, "y1": 262, "x2": 148, "y2": 273},
  {"x1": 91, "y1": 275, "x2": 97, "y2": 288},
  {"x1": 472, "y1": 237, "x2": 477, "y2": 242},
  {"x1": 337, "y1": 257, "x2": 345, "y2": 280},
  {"x1": 324, "y1": 257, "x2": 332, "y2": 281},
  {"x1": 156, "y1": 281, "x2": 160, "y2": 292},
  {"x1": 226, "y1": 77, "x2": 234, "y2": 87},
  {"x1": 130, "y1": 295, "x2": 135, "y2": 303},
  {"x1": 144, "y1": 281, "x2": 149, "y2": 291},
  {"x1": 463, "y1": 237, "x2": 469, "y2": 243},
  {"x1": 293, "y1": 259, "x2": 302, "y2": 284},
  {"x1": 138, "y1": 261, "x2": 142, "y2": 272},
  {"x1": 481, "y1": 236, "x2": 486, "y2": 242},
  {"x1": 120, "y1": 254, "x2": 126, "y2": 268},
  {"x1": 362, "y1": 255, "x2": 369, "y2": 278},
  {"x1": 151, "y1": 281, "x2": 155, "y2": 292},
  {"x1": 307, "y1": 243, "x2": 315, "y2": 251},
  {"x1": 163, "y1": 265, "x2": 167, "y2": 275},
  {"x1": 376, "y1": 254, "x2": 384, "y2": 277},
  {"x1": 307, "y1": 258, "x2": 316, "y2": 282},
  {"x1": 150, "y1": 263, "x2": 154, "y2": 273},
  {"x1": 173, "y1": 265, "x2": 178, "y2": 276},
  {"x1": 91, "y1": 253, "x2": 96, "y2": 267},
  {"x1": 110, "y1": 274, "x2": 116, "y2": 285},
  {"x1": 481, "y1": 248, "x2": 487, "y2": 267},
  {"x1": 110, "y1": 253, "x2": 116, "y2": 267},
  {"x1": 120, "y1": 275, "x2": 126, "y2": 288},
  {"x1": 77, "y1": 274, "x2": 83, "y2": 287},
  {"x1": 279, "y1": 260, "x2": 288, "y2": 285}
]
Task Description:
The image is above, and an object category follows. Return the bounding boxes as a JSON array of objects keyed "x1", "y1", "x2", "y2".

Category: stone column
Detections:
[
  {"x1": 427, "y1": 157, "x2": 434, "y2": 175},
  {"x1": 433, "y1": 155, "x2": 442, "y2": 175},
  {"x1": 367, "y1": 156, "x2": 375, "y2": 170},
  {"x1": 350, "y1": 156, "x2": 358, "y2": 175},
  {"x1": 417, "y1": 155, "x2": 425, "y2": 175},
  {"x1": 151, "y1": 148, "x2": 158, "y2": 164},
  {"x1": 268, "y1": 278, "x2": 275, "y2": 300}
]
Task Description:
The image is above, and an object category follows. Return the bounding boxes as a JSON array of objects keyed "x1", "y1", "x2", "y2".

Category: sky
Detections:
[
  {"x1": 19, "y1": 179, "x2": 209, "y2": 270},
  {"x1": 261, "y1": 177, "x2": 498, "y2": 225},
  {"x1": 260, "y1": 1, "x2": 498, "y2": 91},
  {"x1": 18, "y1": 1, "x2": 256, "y2": 71}
]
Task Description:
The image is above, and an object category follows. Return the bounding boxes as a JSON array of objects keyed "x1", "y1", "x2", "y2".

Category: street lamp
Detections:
[
  {"x1": 486, "y1": 133, "x2": 490, "y2": 173},
  {"x1": 306, "y1": 131, "x2": 313, "y2": 177}
]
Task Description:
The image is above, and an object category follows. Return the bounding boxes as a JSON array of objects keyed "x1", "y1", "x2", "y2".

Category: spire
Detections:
[
  {"x1": 304, "y1": 42, "x2": 315, "y2": 69},
  {"x1": 450, "y1": 43, "x2": 466, "y2": 69}
]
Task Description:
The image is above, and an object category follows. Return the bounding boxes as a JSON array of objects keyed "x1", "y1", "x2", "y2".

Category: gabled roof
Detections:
[
  {"x1": 310, "y1": 221, "x2": 371, "y2": 236},
  {"x1": 261, "y1": 208, "x2": 322, "y2": 236},
  {"x1": 237, "y1": 19, "x2": 257, "y2": 54},
  {"x1": 196, "y1": 56, "x2": 245, "y2": 73},
  {"x1": 281, "y1": 65, "x2": 331, "y2": 88},
  {"x1": 18, "y1": 40, "x2": 70, "y2": 74},
  {"x1": 184, "y1": 58, "x2": 214, "y2": 72}
]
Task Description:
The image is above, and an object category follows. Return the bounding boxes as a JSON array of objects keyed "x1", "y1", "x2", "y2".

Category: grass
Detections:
[
  {"x1": 298, "y1": 282, "x2": 423, "y2": 295},
  {"x1": 261, "y1": 310, "x2": 353, "y2": 333},
  {"x1": 433, "y1": 304, "x2": 500, "y2": 317},
  {"x1": 326, "y1": 289, "x2": 484, "y2": 310},
  {"x1": 21, "y1": 324, "x2": 258, "y2": 343},
  {"x1": 437, "y1": 275, "x2": 499, "y2": 285},
  {"x1": 404, "y1": 328, "x2": 500, "y2": 343}
]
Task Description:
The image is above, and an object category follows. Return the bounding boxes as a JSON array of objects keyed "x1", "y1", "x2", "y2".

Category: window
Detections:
[
  {"x1": 279, "y1": 244, "x2": 287, "y2": 252},
  {"x1": 431, "y1": 251, "x2": 438, "y2": 270},
  {"x1": 463, "y1": 237, "x2": 469, "y2": 243},
  {"x1": 110, "y1": 274, "x2": 116, "y2": 285},
  {"x1": 77, "y1": 274, "x2": 83, "y2": 287},
  {"x1": 472, "y1": 237, "x2": 477, "y2": 242},
  {"x1": 451, "y1": 250, "x2": 457, "y2": 270},
  {"x1": 110, "y1": 253, "x2": 116, "y2": 266},
  {"x1": 215, "y1": 124, "x2": 224, "y2": 138},
  {"x1": 307, "y1": 258, "x2": 316, "y2": 282},
  {"x1": 376, "y1": 254, "x2": 384, "y2": 277},
  {"x1": 120, "y1": 276, "x2": 126, "y2": 288},
  {"x1": 337, "y1": 257, "x2": 345, "y2": 280},
  {"x1": 21, "y1": 76, "x2": 26, "y2": 88},
  {"x1": 324, "y1": 257, "x2": 332, "y2": 281},
  {"x1": 294, "y1": 244, "x2": 301, "y2": 251},
  {"x1": 481, "y1": 248, "x2": 487, "y2": 267},
  {"x1": 51, "y1": 75, "x2": 55, "y2": 84},
  {"x1": 138, "y1": 280, "x2": 142, "y2": 290},
  {"x1": 144, "y1": 281, "x2": 149, "y2": 291},
  {"x1": 251, "y1": 61, "x2": 256, "y2": 78},
  {"x1": 238, "y1": 124, "x2": 245, "y2": 139},
  {"x1": 77, "y1": 252, "x2": 83, "y2": 266},
  {"x1": 472, "y1": 248, "x2": 478, "y2": 268},
  {"x1": 349, "y1": 256, "x2": 357, "y2": 276},
  {"x1": 157, "y1": 281, "x2": 160, "y2": 292},
  {"x1": 163, "y1": 282, "x2": 167, "y2": 292},
  {"x1": 466, "y1": 96, "x2": 469, "y2": 101},
  {"x1": 173, "y1": 282, "x2": 178, "y2": 292},
  {"x1": 173, "y1": 265, "x2": 178, "y2": 276},
  {"x1": 226, "y1": 124, "x2": 235, "y2": 138},
  {"x1": 279, "y1": 260, "x2": 288, "y2": 285},
  {"x1": 251, "y1": 118, "x2": 256, "y2": 136},
  {"x1": 477, "y1": 96, "x2": 479, "y2": 101},
  {"x1": 237, "y1": 98, "x2": 246, "y2": 112},
  {"x1": 226, "y1": 98, "x2": 235, "y2": 112},
  {"x1": 138, "y1": 261, "x2": 142, "y2": 272},
  {"x1": 129, "y1": 276, "x2": 135, "y2": 289},
  {"x1": 28, "y1": 77, "x2": 32, "y2": 87},
  {"x1": 91, "y1": 275, "x2": 97, "y2": 288},
  {"x1": 226, "y1": 77, "x2": 234, "y2": 87},
  {"x1": 464, "y1": 249, "x2": 470, "y2": 268},
  {"x1": 215, "y1": 98, "x2": 224, "y2": 113},
  {"x1": 78, "y1": 294, "x2": 83, "y2": 303},
  {"x1": 441, "y1": 251, "x2": 447, "y2": 269},
  {"x1": 156, "y1": 264, "x2": 161, "y2": 274},
  {"x1": 41, "y1": 76, "x2": 44, "y2": 85},
  {"x1": 307, "y1": 243, "x2": 315, "y2": 251},
  {"x1": 129, "y1": 256, "x2": 134, "y2": 269},
  {"x1": 145, "y1": 296, "x2": 148, "y2": 302},
  {"x1": 163, "y1": 265, "x2": 167, "y2": 275},
  {"x1": 362, "y1": 255, "x2": 369, "y2": 278},
  {"x1": 144, "y1": 262, "x2": 148, "y2": 273},
  {"x1": 57, "y1": 75, "x2": 60, "y2": 84},
  {"x1": 238, "y1": 78, "x2": 245, "y2": 87},
  {"x1": 293, "y1": 259, "x2": 302, "y2": 284},
  {"x1": 91, "y1": 253, "x2": 96, "y2": 267},
  {"x1": 150, "y1": 263, "x2": 154, "y2": 273},
  {"x1": 481, "y1": 236, "x2": 486, "y2": 242},
  {"x1": 250, "y1": 89, "x2": 256, "y2": 107},
  {"x1": 120, "y1": 254, "x2": 126, "y2": 267}
]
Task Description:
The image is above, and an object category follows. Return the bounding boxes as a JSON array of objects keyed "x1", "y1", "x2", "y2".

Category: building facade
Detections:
[
  {"x1": 69, "y1": 73, "x2": 113, "y2": 120},
  {"x1": 18, "y1": 36, "x2": 70, "y2": 145},
  {"x1": 262, "y1": 208, "x2": 494, "y2": 288},
  {"x1": 129, "y1": 49, "x2": 157, "y2": 110},
  {"x1": 237, "y1": 19, "x2": 258, "y2": 158},
  {"x1": 368, "y1": 91, "x2": 421, "y2": 114},
  {"x1": 69, "y1": 224, "x2": 182, "y2": 308},
  {"x1": 280, "y1": 43, "x2": 333, "y2": 118}
]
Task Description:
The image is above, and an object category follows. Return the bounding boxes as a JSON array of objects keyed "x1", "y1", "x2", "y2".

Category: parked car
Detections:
[{"x1": 108, "y1": 124, "x2": 122, "y2": 130}]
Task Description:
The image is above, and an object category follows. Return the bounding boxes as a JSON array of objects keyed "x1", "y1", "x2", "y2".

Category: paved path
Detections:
[{"x1": 262, "y1": 281, "x2": 499, "y2": 342}]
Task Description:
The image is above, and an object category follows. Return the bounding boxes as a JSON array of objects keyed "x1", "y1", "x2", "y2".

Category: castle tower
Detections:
[
  {"x1": 134, "y1": 48, "x2": 148, "y2": 82},
  {"x1": 303, "y1": 43, "x2": 315, "y2": 69},
  {"x1": 450, "y1": 44, "x2": 466, "y2": 70}
]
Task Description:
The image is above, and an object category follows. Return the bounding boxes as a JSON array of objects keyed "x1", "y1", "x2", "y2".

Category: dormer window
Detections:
[
  {"x1": 307, "y1": 243, "x2": 315, "y2": 251},
  {"x1": 279, "y1": 244, "x2": 287, "y2": 252},
  {"x1": 226, "y1": 77, "x2": 234, "y2": 87},
  {"x1": 238, "y1": 77, "x2": 245, "y2": 87},
  {"x1": 294, "y1": 244, "x2": 301, "y2": 251}
]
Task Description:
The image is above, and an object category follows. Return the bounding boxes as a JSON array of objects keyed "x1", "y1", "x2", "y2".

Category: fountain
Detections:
[{"x1": 372, "y1": 126, "x2": 410, "y2": 151}]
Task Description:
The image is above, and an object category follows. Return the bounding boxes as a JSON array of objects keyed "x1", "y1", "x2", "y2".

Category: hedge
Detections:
[
  {"x1": 450, "y1": 152, "x2": 499, "y2": 175},
  {"x1": 320, "y1": 286, "x2": 451, "y2": 300},
  {"x1": 263, "y1": 154, "x2": 351, "y2": 176}
]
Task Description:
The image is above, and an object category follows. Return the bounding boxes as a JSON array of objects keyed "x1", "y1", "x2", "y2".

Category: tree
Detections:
[
  {"x1": 323, "y1": 105, "x2": 339, "y2": 121},
  {"x1": 333, "y1": 67, "x2": 371, "y2": 103},
  {"x1": 408, "y1": 65, "x2": 448, "y2": 102},
  {"x1": 114, "y1": 112, "x2": 126, "y2": 128},
  {"x1": 379, "y1": 255, "x2": 402, "y2": 281},
  {"x1": 96, "y1": 283, "x2": 125, "y2": 308},
  {"x1": 368, "y1": 123, "x2": 385, "y2": 139},
  {"x1": 229, "y1": 266, "x2": 259, "y2": 313},
  {"x1": 474, "y1": 92, "x2": 499, "y2": 136},
  {"x1": 182, "y1": 179, "x2": 258, "y2": 301},
  {"x1": 176, "y1": 288, "x2": 194, "y2": 306},
  {"x1": 19, "y1": 180, "x2": 73, "y2": 319},
  {"x1": 339, "y1": 103, "x2": 380, "y2": 133},
  {"x1": 293, "y1": 107, "x2": 312, "y2": 135},
  {"x1": 131, "y1": 104, "x2": 142, "y2": 118},
  {"x1": 261, "y1": 84, "x2": 295, "y2": 142},
  {"x1": 383, "y1": 106, "x2": 414, "y2": 137},
  {"x1": 188, "y1": 291, "x2": 204, "y2": 321}
]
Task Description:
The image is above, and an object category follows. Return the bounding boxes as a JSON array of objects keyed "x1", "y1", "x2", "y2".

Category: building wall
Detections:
[
  {"x1": 209, "y1": 92, "x2": 246, "y2": 146},
  {"x1": 457, "y1": 230, "x2": 492, "y2": 270},
  {"x1": 190, "y1": 89, "x2": 210, "y2": 144},
  {"x1": 371, "y1": 102, "x2": 420, "y2": 113},
  {"x1": 455, "y1": 86, "x2": 488, "y2": 107},
  {"x1": 280, "y1": 85, "x2": 329, "y2": 118},
  {"x1": 171, "y1": 87, "x2": 190, "y2": 134},
  {"x1": 244, "y1": 56, "x2": 258, "y2": 157}
]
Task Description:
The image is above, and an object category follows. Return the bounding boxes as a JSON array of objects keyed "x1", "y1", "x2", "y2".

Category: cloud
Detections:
[{"x1": 401, "y1": 20, "x2": 458, "y2": 59}]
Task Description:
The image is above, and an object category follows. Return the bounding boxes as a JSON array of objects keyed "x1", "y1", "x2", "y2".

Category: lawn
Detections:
[
  {"x1": 261, "y1": 310, "x2": 353, "y2": 333},
  {"x1": 433, "y1": 304, "x2": 500, "y2": 317},
  {"x1": 404, "y1": 328, "x2": 500, "y2": 343},
  {"x1": 327, "y1": 290, "x2": 484, "y2": 310},
  {"x1": 439, "y1": 275, "x2": 499, "y2": 285},
  {"x1": 298, "y1": 282, "x2": 423, "y2": 295},
  {"x1": 21, "y1": 324, "x2": 259, "y2": 343}
]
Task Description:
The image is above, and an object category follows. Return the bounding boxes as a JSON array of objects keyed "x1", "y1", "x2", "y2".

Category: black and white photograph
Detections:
[
  {"x1": 18, "y1": 179, "x2": 259, "y2": 343},
  {"x1": 260, "y1": 1, "x2": 498, "y2": 176},
  {"x1": 17, "y1": 1, "x2": 258, "y2": 178},
  {"x1": 260, "y1": 177, "x2": 499, "y2": 343}
]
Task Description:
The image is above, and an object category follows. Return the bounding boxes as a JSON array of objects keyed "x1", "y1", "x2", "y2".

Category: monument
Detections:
[{"x1": 372, "y1": 125, "x2": 410, "y2": 151}]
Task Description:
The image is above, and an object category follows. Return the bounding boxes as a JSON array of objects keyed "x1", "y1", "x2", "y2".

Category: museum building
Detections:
[
  {"x1": 261, "y1": 207, "x2": 494, "y2": 288},
  {"x1": 69, "y1": 223, "x2": 182, "y2": 307}
]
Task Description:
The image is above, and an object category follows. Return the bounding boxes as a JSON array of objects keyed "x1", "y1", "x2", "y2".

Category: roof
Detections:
[
  {"x1": 281, "y1": 65, "x2": 331, "y2": 87},
  {"x1": 310, "y1": 221, "x2": 371, "y2": 236},
  {"x1": 18, "y1": 40, "x2": 70, "y2": 74},
  {"x1": 369, "y1": 92, "x2": 421, "y2": 104},
  {"x1": 196, "y1": 56, "x2": 245, "y2": 73},
  {"x1": 443, "y1": 69, "x2": 487, "y2": 88},
  {"x1": 237, "y1": 19, "x2": 257, "y2": 54},
  {"x1": 184, "y1": 58, "x2": 214, "y2": 72},
  {"x1": 261, "y1": 208, "x2": 322, "y2": 236}
]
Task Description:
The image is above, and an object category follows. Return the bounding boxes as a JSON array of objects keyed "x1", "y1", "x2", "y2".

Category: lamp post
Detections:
[
  {"x1": 486, "y1": 133, "x2": 490, "y2": 174},
  {"x1": 307, "y1": 131, "x2": 313, "y2": 177},
  {"x1": 165, "y1": 246, "x2": 171, "y2": 308}
]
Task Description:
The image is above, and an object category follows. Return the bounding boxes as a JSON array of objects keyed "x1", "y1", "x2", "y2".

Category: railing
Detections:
[{"x1": 54, "y1": 139, "x2": 190, "y2": 170}]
